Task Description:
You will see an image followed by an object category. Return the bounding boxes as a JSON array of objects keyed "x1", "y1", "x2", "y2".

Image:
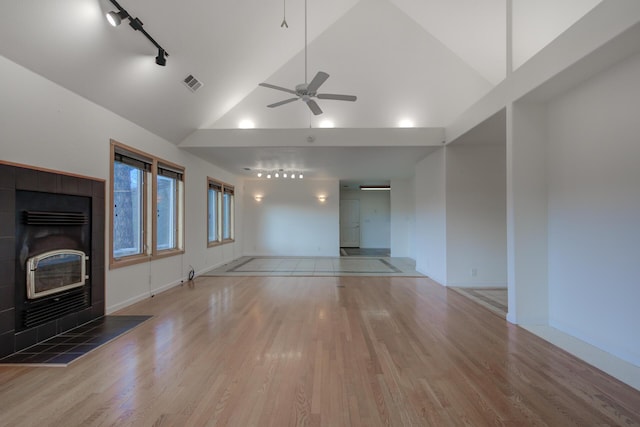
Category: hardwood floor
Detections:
[{"x1": 1, "y1": 276, "x2": 639, "y2": 426}]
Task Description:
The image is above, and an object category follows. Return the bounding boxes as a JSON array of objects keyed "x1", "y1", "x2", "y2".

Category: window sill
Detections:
[
  {"x1": 154, "y1": 249, "x2": 185, "y2": 260},
  {"x1": 207, "y1": 239, "x2": 234, "y2": 248},
  {"x1": 109, "y1": 249, "x2": 184, "y2": 269},
  {"x1": 110, "y1": 254, "x2": 150, "y2": 269}
]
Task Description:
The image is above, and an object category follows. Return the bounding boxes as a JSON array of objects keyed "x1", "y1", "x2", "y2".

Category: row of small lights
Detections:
[
  {"x1": 257, "y1": 171, "x2": 304, "y2": 179},
  {"x1": 238, "y1": 118, "x2": 416, "y2": 129}
]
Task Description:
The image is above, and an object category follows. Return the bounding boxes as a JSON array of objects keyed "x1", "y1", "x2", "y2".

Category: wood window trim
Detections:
[
  {"x1": 207, "y1": 177, "x2": 235, "y2": 247},
  {"x1": 110, "y1": 139, "x2": 185, "y2": 269}
]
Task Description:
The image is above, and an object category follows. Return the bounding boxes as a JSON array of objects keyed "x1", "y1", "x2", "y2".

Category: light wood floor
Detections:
[{"x1": 1, "y1": 276, "x2": 639, "y2": 426}]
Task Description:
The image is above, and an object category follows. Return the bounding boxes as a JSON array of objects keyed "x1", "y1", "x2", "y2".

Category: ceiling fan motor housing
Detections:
[{"x1": 296, "y1": 83, "x2": 311, "y2": 96}]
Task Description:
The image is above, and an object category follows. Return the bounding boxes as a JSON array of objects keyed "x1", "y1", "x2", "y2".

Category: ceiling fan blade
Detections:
[
  {"x1": 259, "y1": 82, "x2": 297, "y2": 95},
  {"x1": 267, "y1": 98, "x2": 299, "y2": 108},
  {"x1": 317, "y1": 94, "x2": 357, "y2": 102},
  {"x1": 306, "y1": 99, "x2": 323, "y2": 115},
  {"x1": 307, "y1": 72, "x2": 329, "y2": 93}
]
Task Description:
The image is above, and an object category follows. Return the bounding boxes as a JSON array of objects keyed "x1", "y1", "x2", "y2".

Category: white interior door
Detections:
[{"x1": 340, "y1": 199, "x2": 360, "y2": 247}]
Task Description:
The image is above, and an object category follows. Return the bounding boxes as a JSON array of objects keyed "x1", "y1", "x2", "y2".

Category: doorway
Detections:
[{"x1": 340, "y1": 199, "x2": 360, "y2": 247}]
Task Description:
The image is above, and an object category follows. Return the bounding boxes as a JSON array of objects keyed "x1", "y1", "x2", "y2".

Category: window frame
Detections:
[
  {"x1": 207, "y1": 178, "x2": 234, "y2": 247},
  {"x1": 222, "y1": 185, "x2": 235, "y2": 243},
  {"x1": 110, "y1": 140, "x2": 185, "y2": 269},
  {"x1": 153, "y1": 160, "x2": 185, "y2": 259}
]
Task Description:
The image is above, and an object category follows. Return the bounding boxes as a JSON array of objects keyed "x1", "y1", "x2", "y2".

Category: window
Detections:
[
  {"x1": 207, "y1": 178, "x2": 234, "y2": 246},
  {"x1": 110, "y1": 140, "x2": 184, "y2": 268},
  {"x1": 222, "y1": 186, "x2": 234, "y2": 241},
  {"x1": 113, "y1": 148, "x2": 150, "y2": 260},
  {"x1": 156, "y1": 163, "x2": 184, "y2": 253},
  {"x1": 207, "y1": 181, "x2": 221, "y2": 245}
]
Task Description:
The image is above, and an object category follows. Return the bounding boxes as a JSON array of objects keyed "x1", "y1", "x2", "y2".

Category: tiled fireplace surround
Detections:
[{"x1": 0, "y1": 162, "x2": 105, "y2": 358}]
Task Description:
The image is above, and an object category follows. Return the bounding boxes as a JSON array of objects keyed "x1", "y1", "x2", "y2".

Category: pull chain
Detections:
[
  {"x1": 281, "y1": 0, "x2": 288, "y2": 28},
  {"x1": 304, "y1": 0, "x2": 307, "y2": 84}
]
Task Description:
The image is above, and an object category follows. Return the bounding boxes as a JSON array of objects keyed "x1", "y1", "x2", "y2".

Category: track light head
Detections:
[
  {"x1": 106, "y1": 10, "x2": 128, "y2": 27},
  {"x1": 155, "y1": 48, "x2": 167, "y2": 66}
]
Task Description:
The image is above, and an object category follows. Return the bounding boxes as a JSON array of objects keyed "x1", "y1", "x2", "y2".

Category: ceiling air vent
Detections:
[{"x1": 183, "y1": 74, "x2": 203, "y2": 92}]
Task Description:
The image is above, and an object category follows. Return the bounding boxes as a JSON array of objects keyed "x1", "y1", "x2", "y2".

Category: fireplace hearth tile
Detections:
[
  {"x1": 57, "y1": 312, "x2": 79, "y2": 334},
  {"x1": 0, "y1": 237, "x2": 13, "y2": 259},
  {"x1": 0, "y1": 190, "x2": 14, "y2": 214},
  {"x1": 0, "y1": 212, "x2": 14, "y2": 238},
  {"x1": 0, "y1": 315, "x2": 151, "y2": 366},
  {"x1": 14, "y1": 328, "x2": 38, "y2": 351},
  {"x1": 15, "y1": 168, "x2": 38, "y2": 191},
  {"x1": 37, "y1": 171, "x2": 61, "y2": 193},
  {"x1": 0, "y1": 284, "x2": 14, "y2": 311},
  {"x1": 0, "y1": 165, "x2": 15, "y2": 189},
  {"x1": 0, "y1": 308, "x2": 14, "y2": 334},
  {"x1": 0, "y1": 330, "x2": 14, "y2": 358},
  {"x1": 37, "y1": 321, "x2": 58, "y2": 342},
  {"x1": 60, "y1": 175, "x2": 79, "y2": 195}
]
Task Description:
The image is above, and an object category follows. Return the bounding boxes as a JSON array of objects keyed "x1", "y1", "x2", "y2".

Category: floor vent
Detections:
[{"x1": 183, "y1": 74, "x2": 203, "y2": 92}]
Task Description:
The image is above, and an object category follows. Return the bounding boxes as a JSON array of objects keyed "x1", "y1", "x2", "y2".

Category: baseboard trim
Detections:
[
  {"x1": 523, "y1": 324, "x2": 640, "y2": 392},
  {"x1": 106, "y1": 258, "x2": 236, "y2": 314}
]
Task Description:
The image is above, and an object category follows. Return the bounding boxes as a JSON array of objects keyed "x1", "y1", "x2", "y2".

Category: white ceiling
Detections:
[{"x1": 0, "y1": 0, "x2": 601, "y2": 181}]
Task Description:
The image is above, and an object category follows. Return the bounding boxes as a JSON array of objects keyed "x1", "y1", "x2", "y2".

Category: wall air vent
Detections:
[{"x1": 183, "y1": 74, "x2": 203, "y2": 92}]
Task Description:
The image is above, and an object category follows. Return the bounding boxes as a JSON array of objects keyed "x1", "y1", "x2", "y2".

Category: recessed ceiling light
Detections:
[
  {"x1": 398, "y1": 118, "x2": 414, "y2": 128},
  {"x1": 238, "y1": 119, "x2": 255, "y2": 129},
  {"x1": 319, "y1": 119, "x2": 334, "y2": 128}
]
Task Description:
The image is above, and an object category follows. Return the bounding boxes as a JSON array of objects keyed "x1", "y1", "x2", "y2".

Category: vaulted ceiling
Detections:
[{"x1": 0, "y1": 0, "x2": 601, "y2": 179}]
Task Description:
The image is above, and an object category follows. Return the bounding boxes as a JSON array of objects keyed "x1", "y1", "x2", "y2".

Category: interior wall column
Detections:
[{"x1": 506, "y1": 101, "x2": 549, "y2": 325}]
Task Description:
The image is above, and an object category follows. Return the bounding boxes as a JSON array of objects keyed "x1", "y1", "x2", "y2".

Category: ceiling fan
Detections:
[{"x1": 258, "y1": 0, "x2": 357, "y2": 116}]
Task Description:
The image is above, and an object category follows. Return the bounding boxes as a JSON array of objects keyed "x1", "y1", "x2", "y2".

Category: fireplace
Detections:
[
  {"x1": 27, "y1": 249, "x2": 88, "y2": 299},
  {"x1": 14, "y1": 190, "x2": 93, "y2": 331},
  {"x1": 0, "y1": 162, "x2": 105, "y2": 358}
]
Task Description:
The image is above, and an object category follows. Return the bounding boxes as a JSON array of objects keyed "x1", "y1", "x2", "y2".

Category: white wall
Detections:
[
  {"x1": 340, "y1": 189, "x2": 390, "y2": 249},
  {"x1": 414, "y1": 148, "x2": 447, "y2": 284},
  {"x1": 445, "y1": 144, "x2": 507, "y2": 287},
  {"x1": 0, "y1": 55, "x2": 242, "y2": 313},
  {"x1": 243, "y1": 179, "x2": 339, "y2": 256},
  {"x1": 507, "y1": 101, "x2": 549, "y2": 325},
  {"x1": 390, "y1": 179, "x2": 414, "y2": 258},
  {"x1": 546, "y1": 51, "x2": 640, "y2": 366}
]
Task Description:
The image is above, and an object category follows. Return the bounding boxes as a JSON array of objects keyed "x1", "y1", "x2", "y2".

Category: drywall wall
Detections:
[
  {"x1": 414, "y1": 148, "x2": 447, "y2": 284},
  {"x1": 445, "y1": 144, "x2": 507, "y2": 287},
  {"x1": 546, "y1": 51, "x2": 640, "y2": 366},
  {"x1": 244, "y1": 179, "x2": 339, "y2": 256},
  {"x1": 390, "y1": 179, "x2": 414, "y2": 258},
  {"x1": 507, "y1": 101, "x2": 549, "y2": 325},
  {"x1": 512, "y1": 0, "x2": 602, "y2": 70},
  {"x1": 0, "y1": 55, "x2": 242, "y2": 313},
  {"x1": 340, "y1": 189, "x2": 390, "y2": 249}
]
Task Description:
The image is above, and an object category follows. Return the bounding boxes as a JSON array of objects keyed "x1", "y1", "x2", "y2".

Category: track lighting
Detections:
[
  {"x1": 155, "y1": 48, "x2": 167, "y2": 66},
  {"x1": 105, "y1": 0, "x2": 169, "y2": 67},
  {"x1": 106, "y1": 10, "x2": 129, "y2": 27},
  {"x1": 254, "y1": 170, "x2": 305, "y2": 180}
]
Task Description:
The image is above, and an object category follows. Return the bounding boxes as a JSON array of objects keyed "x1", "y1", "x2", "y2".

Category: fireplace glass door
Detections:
[{"x1": 26, "y1": 249, "x2": 88, "y2": 299}]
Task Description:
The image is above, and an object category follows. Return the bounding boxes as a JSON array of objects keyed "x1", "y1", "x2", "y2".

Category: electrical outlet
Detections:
[{"x1": 471, "y1": 268, "x2": 478, "y2": 277}]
